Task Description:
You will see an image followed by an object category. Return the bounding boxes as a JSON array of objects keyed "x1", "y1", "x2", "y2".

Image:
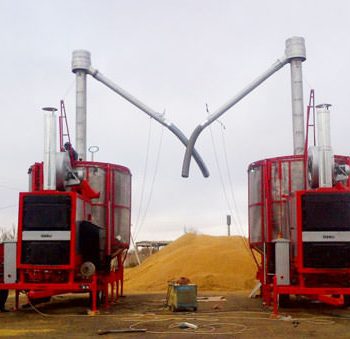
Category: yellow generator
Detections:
[{"x1": 166, "y1": 281, "x2": 197, "y2": 312}]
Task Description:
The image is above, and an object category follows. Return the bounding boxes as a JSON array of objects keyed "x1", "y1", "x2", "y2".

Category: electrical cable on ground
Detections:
[{"x1": 22, "y1": 298, "x2": 337, "y2": 337}]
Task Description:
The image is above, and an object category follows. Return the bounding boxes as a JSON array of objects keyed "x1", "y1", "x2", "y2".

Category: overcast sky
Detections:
[{"x1": 1, "y1": 1, "x2": 350, "y2": 241}]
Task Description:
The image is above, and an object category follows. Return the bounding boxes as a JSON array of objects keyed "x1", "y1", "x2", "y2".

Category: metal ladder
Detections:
[{"x1": 59, "y1": 100, "x2": 72, "y2": 151}]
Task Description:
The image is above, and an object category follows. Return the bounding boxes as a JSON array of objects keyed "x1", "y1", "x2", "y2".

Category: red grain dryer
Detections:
[
  {"x1": 248, "y1": 103, "x2": 350, "y2": 310},
  {"x1": 178, "y1": 36, "x2": 350, "y2": 311},
  {"x1": 0, "y1": 151, "x2": 131, "y2": 311},
  {"x1": 0, "y1": 48, "x2": 208, "y2": 312}
]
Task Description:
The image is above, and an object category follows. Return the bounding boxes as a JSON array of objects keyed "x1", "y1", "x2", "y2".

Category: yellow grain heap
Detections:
[{"x1": 124, "y1": 233, "x2": 257, "y2": 292}]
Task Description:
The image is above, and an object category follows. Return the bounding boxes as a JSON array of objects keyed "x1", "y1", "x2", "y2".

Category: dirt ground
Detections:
[{"x1": 1, "y1": 291, "x2": 350, "y2": 338}]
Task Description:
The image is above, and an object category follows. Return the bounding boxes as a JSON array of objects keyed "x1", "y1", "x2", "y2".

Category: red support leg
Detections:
[
  {"x1": 91, "y1": 275, "x2": 97, "y2": 312},
  {"x1": 273, "y1": 275, "x2": 279, "y2": 316},
  {"x1": 104, "y1": 282, "x2": 109, "y2": 308},
  {"x1": 111, "y1": 281, "x2": 114, "y2": 303},
  {"x1": 120, "y1": 269, "x2": 124, "y2": 297},
  {"x1": 15, "y1": 290, "x2": 19, "y2": 311},
  {"x1": 117, "y1": 254, "x2": 124, "y2": 297}
]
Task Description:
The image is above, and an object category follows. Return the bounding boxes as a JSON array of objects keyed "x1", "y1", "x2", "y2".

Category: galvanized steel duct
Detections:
[
  {"x1": 72, "y1": 50, "x2": 209, "y2": 177},
  {"x1": 72, "y1": 50, "x2": 91, "y2": 161},
  {"x1": 86, "y1": 66, "x2": 209, "y2": 177},
  {"x1": 43, "y1": 107, "x2": 58, "y2": 190},
  {"x1": 182, "y1": 36, "x2": 307, "y2": 178},
  {"x1": 71, "y1": 49, "x2": 209, "y2": 177},
  {"x1": 316, "y1": 104, "x2": 334, "y2": 187},
  {"x1": 285, "y1": 37, "x2": 306, "y2": 155}
]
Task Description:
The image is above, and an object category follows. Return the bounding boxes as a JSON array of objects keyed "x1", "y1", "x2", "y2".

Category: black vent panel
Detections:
[
  {"x1": 302, "y1": 193, "x2": 350, "y2": 232},
  {"x1": 23, "y1": 195, "x2": 71, "y2": 231},
  {"x1": 21, "y1": 241, "x2": 70, "y2": 265},
  {"x1": 303, "y1": 242, "x2": 350, "y2": 268}
]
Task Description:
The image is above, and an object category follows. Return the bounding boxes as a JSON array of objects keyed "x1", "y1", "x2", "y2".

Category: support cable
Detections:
[
  {"x1": 134, "y1": 125, "x2": 165, "y2": 241},
  {"x1": 207, "y1": 106, "x2": 252, "y2": 255},
  {"x1": 219, "y1": 126, "x2": 245, "y2": 235},
  {"x1": 133, "y1": 117, "x2": 153, "y2": 239}
]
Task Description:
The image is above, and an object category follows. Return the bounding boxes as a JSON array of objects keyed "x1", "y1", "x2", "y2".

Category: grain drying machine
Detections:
[
  {"x1": 248, "y1": 102, "x2": 350, "y2": 309},
  {"x1": 0, "y1": 108, "x2": 132, "y2": 312},
  {"x1": 182, "y1": 36, "x2": 350, "y2": 309},
  {"x1": 0, "y1": 50, "x2": 207, "y2": 312}
]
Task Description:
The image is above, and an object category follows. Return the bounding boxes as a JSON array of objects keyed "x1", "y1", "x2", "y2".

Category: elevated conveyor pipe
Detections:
[
  {"x1": 182, "y1": 36, "x2": 306, "y2": 177},
  {"x1": 72, "y1": 51, "x2": 209, "y2": 177}
]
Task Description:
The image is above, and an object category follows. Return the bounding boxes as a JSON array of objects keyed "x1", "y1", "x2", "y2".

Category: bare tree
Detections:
[
  {"x1": 0, "y1": 224, "x2": 17, "y2": 242},
  {"x1": 184, "y1": 226, "x2": 198, "y2": 235}
]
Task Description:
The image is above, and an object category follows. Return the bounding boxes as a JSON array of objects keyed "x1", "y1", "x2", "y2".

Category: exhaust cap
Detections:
[
  {"x1": 285, "y1": 37, "x2": 306, "y2": 61},
  {"x1": 72, "y1": 50, "x2": 91, "y2": 73}
]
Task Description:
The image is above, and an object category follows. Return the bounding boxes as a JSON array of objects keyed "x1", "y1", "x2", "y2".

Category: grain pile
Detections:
[{"x1": 124, "y1": 233, "x2": 257, "y2": 293}]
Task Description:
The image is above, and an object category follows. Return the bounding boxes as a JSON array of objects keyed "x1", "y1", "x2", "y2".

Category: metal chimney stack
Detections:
[
  {"x1": 43, "y1": 107, "x2": 58, "y2": 190},
  {"x1": 285, "y1": 37, "x2": 306, "y2": 155},
  {"x1": 72, "y1": 50, "x2": 91, "y2": 161},
  {"x1": 316, "y1": 104, "x2": 334, "y2": 187}
]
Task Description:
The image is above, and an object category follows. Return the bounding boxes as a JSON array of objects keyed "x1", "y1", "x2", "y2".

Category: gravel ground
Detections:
[{"x1": 1, "y1": 291, "x2": 350, "y2": 338}]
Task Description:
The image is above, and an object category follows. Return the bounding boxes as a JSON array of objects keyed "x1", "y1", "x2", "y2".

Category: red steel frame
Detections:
[
  {"x1": 249, "y1": 154, "x2": 350, "y2": 312},
  {"x1": 0, "y1": 244, "x2": 3, "y2": 283},
  {"x1": 74, "y1": 161, "x2": 132, "y2": 306},
  {"x1": 276, "y1": 188, "x2": 350, "y2": 305},
  {"x1": 0, "y1": 161, "x2": 131, "y2": 312},
  {"x1": 75, "y1": 161, "x2": 131, "y2": 254}
]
